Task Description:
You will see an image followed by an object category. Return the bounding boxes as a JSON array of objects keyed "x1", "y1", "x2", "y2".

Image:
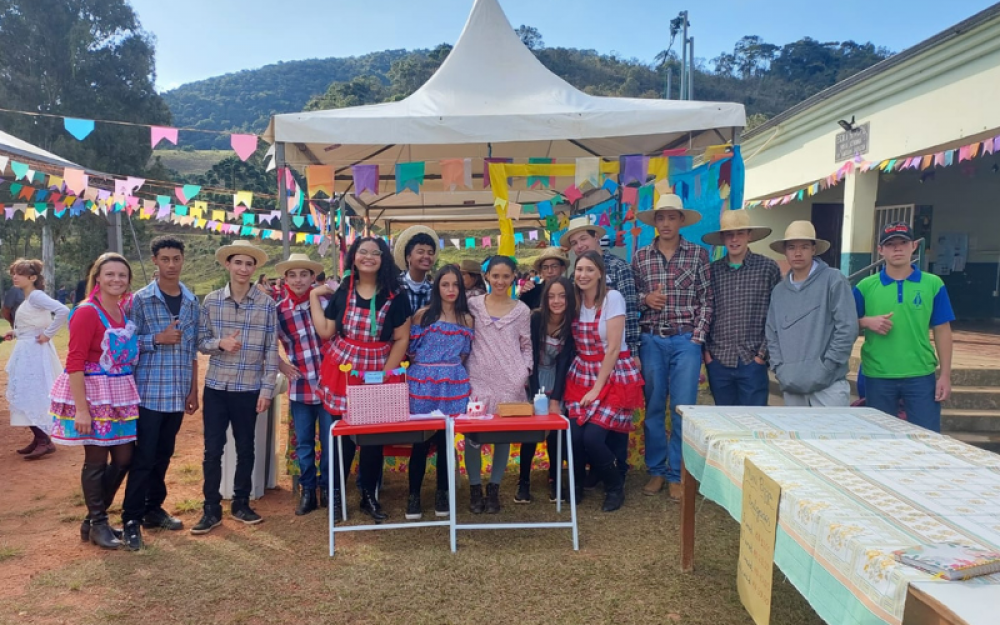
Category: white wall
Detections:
[
  {"x1": 742, "y1": 15, "x2": 1000, "y2": 202},
  {"x1": 745, "y1": 185, "x2": 844, "y2": 263}
]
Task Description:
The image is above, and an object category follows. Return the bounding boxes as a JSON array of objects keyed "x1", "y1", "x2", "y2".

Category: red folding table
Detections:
[
  {"x1": 450, "y1": 414, "x2": 580, "y2": 552},
  {"x1": 327, "y1": 417, "x2": 455, "y2": 556}
]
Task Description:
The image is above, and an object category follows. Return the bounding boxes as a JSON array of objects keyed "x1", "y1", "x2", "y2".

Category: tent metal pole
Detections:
[
  {"x1": 276, "y1": 143, "x2": 290, "y2": 259},
  {"x1": 688, "y1": 37, "x2": 695, "y2": 101},
  {"x1": 679, "y1": 11, "x2": 688, "y2": 100}
]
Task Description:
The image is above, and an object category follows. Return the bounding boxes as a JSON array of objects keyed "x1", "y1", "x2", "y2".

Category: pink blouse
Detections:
[{"x1": 466, "y1": 295, "x2": 532, "y2": 414}]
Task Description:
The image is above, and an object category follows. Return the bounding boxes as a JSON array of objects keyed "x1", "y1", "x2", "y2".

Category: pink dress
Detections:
[{"x1": 466, "y1": 295, "x2": 532, "y2": 413}]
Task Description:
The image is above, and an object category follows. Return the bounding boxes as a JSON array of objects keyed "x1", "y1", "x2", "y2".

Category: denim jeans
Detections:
[
  {"x1": 122, "y1": 407, "x2": 184, "y2": 523},
  {"x1": 706, "y1": 358, "x2": 770, "y2": 406},
  {"x1": 640, "y1": 332, "x2": 702, "y2": 482},
  {"x1": 290, "y1": 401, "x2": 332, "y2": 492},
  {"x1": 865, "y1": 374, "x2": 941, "y2": 432},
  {"x1": 202, "y1": 387, "x2": 259, "y2": 506}
]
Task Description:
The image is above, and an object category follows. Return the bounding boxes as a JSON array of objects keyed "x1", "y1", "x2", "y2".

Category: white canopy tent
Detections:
[{"x1": 264, "y1": 0, "x2": 745, "y2": 244}]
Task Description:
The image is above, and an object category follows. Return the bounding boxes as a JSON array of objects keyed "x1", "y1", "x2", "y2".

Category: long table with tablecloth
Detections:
[{"x1": 678, "y1": 406, "x2": 1000, "y2": 625}]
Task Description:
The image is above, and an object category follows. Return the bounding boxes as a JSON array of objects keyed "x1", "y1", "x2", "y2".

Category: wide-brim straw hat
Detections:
[
  {"x1": 459, "y1": 259, "x2": 482, "y2": 275},
  {"x1": 276, "y1": 253, "x2": 323, "y2": 275},
  {"x1": 636, "y1": 194, "x2": 702, "y2": 227},
  {"x1": 769, "y1": 220, "x2": 831, "y2": 255},
  {"x1": 701, "y1": 209, "x2": 773, "y2": 247},
  {"x1": 559, "y1": 216, "x2": 607, "y2": 249},
  {"x1": 532, "y1": 246, "x2": 569, "y2": 272},
  {"x1": 394, "y1": 225, "x2": 438, "y2": 272},
  {"x1": 215, "y1": 240, "x2": 268, "y2": 267}
]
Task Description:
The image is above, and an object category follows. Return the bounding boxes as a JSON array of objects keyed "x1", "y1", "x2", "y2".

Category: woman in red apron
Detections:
[
  {"x1": 311, "y1": 237, "x2": 411, "y2": 522},
  {"x1": 563, "y1": 251, "x2": 644, "y2": 512}
]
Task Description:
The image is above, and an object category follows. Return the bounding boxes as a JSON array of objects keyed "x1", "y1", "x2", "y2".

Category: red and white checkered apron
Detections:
[
  {"x1": 564, "y1": 308, "x2": 644, "y2": 433},
  {"x1": 318, "y1": 293, "x2": 393, "y2": 414}
]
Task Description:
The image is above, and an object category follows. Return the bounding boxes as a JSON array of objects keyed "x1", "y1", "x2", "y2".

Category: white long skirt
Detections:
[{"x1": 6, "y1": 336, "x2": 61, "y2": 432}]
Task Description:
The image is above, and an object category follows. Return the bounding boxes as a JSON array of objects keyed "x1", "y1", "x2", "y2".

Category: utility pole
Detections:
[
  {"x1": 679, "y1": 11, "x2": 689, "y2": 100},
  {"x1": 688, "y1": 36, "x2": 695, "y2": 101},
  {"x1": 106, "y1": 212, "x2": 123, "y2": 254},
  {"x1": 42, "y1": 223, "x2": 54, "y2": 296},
  {"x1": 666, "y1": 67, "x2": 672, "y2": 100}
]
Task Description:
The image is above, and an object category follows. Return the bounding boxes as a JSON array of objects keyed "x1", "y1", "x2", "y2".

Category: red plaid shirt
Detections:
[
  {"x1": 277, "y1": 291, "x2": 330, "y2": 404},
  {"x1": 632, "y1": 236, "x2": 713, "y2": 344}
]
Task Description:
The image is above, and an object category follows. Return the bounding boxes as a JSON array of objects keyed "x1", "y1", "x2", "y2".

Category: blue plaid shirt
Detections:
[
  {"x1": 199, "y1": 283, "x2": 279, "y2": 399},
  {"x1": 129, "y1": 281, "x2": 200, "y2": 413}
]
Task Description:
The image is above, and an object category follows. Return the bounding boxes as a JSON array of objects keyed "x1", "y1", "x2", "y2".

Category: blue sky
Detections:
[{"x1": 130, "y1": 0, "x2": 997, "y2": 91}]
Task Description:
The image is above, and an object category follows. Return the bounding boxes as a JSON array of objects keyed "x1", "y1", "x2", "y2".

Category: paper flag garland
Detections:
[
  {"x1": 440, "y1": 158, "x2": 472, "y2": 191},
  {"x1": 562, "y1": 185, "x2": 584, "y2": 204},
  {"x1": 621, "y1": 155, "x2": 647, "y2": 186},
  {"x1": 64, "y1": 118, "x2": 95, "y2": 141},
  {"x1": 527, "y1": 158, "x2": 553, "y2": 189},
  {"x1": 175, "y1": 185, "x2": 201, "y2": 205},
  {"x1": 514, "y1": 232, "x2": 524, "y2": 244},
  {"x1": 537, "y1": 201, "x2": 554, "y2": 217},
  {"x1": 507, "y1": 201, "x2": 522, "y2": 220},
  {"x1": 0, "y1": 156, "x2": 8, "y2": 175},
  {"x1": 451, "y1": 238, "x2": 461, "y2": 249},
  {"x1": 234, "y1": 191, "x2": 253, "y2": 210},
  {"x1": 307, "y1": 165, "x2": 334, "y2": 198},
  {"x1": 482, "y1": 236, "x2": 491, "y2": 248},
  {"x1": 575, "y1": 157, "x2": 600, "y2": 190},
  {"x1": 395, "y1": 162, "x2": 425, "y2": 194},
  {"x1": 352, "y1": 164, "x2": 379, "y2": 195},
  {"x1": 151, "y1": 126, "x2": 178, "y2": 148},
  {"x1": 231, "y1": 134, "x2": 258, "y2": 161},
  {"x1": 11, "y1": 161, "x2": 29, "y2": 180},
  {"x1": 621, "y1": 186, "x2": 638, "y2": 206},
  {"x1": 544, "y1": 215, "x2": 559, "y2": 232},
  {"x1": 64, "y1": 169, "x2": 87, "y2": 195},
  {"x1": 465, "y1": 237, "x2": 475, "y2": 249}
]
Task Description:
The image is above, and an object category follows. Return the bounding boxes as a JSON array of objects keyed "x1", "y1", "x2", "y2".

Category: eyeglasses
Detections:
[
  {"x1": 356, "y1": 249, "x2": 382, "y2": 257},
  {"x1": 540, "y1": 263, "x2": 563, "y2": 271}
]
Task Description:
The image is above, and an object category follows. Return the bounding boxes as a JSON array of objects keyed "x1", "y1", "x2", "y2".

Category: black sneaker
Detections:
[
  {"x1": 548, "y1": 480, "x2": 558, "y2": 503},
  {"x1": 434, "y1": 490, "x2": 450, "y2": 517},
  {"x1": 190, "y1": 507, "x2": 223, "y2": 535},
  {"x1": 514, "y1": 480, "x2": 532, "y2": 504},
  {"x1": 122, "y1": 520, "x2": 144, "y2": 551},
  {"x1": 142, "y1": 508, "x2": 184, "y2": 531},
  {"x1": 231, "y1": 499, "x2": 263, "y2": 525},
  {"x1": 405, "y1": 493, "x2": 422, "y2": 520}
]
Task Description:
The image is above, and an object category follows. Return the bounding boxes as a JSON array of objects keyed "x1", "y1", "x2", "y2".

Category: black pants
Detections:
[
  {"x1": 520, "y1": 421, "x2": 584, "y2": 485},
  {"x1": 202, "y1": 387, "x2": 259, "y2": 506},
  {"x1": 122, "y1": 407, "x2": 183, "y2": 523},
  {"x1": 408, "y1": 430, "x2": 448, "y2": 493},
  {"x1": 582, "y1": 422, "x2": 617, "y2": 467}
]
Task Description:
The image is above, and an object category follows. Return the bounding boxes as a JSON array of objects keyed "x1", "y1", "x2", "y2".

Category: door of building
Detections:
[
  {"x1": 872, "y1": 204, "x2": 915, "y2": 263},
  {"x1": 811, "y1": 203, "x2": 844, "y2": 269}
]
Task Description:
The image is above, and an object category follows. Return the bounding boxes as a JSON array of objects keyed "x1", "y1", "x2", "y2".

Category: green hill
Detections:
[{"x1": 162, "y1": 35, "x2": 892, "y2": 149}]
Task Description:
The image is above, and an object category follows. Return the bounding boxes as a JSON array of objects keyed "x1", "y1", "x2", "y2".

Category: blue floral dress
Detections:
[{"x1": 408, "y1": 320, "x2": 474, "y2": 415}]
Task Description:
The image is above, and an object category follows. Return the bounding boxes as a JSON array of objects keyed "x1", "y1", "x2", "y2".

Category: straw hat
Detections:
[
  {"x1": 532, "y1": 246, "x2": 569, "y2": 272},
  {"x1": 559, "y1": 216, "x2": 607, "y2": 249},
  {"x1": 393, "y1": 225, "x2": 438, "y2": 272},
  {"x1": 459, "y1": 259, "x2": 482, "y2": 275},
  {"x1": 637, "y1": 194, "x2": 702, "y2": 227},
  {"x1": 215, "y1": 240, "x2": 268, "y2": 267},
  {"x1": 276, "y1": 253, "x2": 323, "y2": 276},
  {"x1": 701, "y1": 210, "x2": 772, "y2": 247},
  {"x1": 769, "y1": 220, "x2": 831, "y2": 255}
]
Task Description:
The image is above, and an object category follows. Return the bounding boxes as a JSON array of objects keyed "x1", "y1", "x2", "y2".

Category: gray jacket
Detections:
[{"x1": 765, "y1": 259, "x2": 858, "y2": 395}]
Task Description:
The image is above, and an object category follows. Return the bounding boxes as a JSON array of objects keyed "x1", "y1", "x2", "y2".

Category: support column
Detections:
[
  {"x1": 106, "y1": 212, "x2": 123, "y2": 255},
  {"x1": 840, "y1": 168, "x2": 879, "y2": 277},
  {"x1": 42, "y1": 223, "x2": 55, "y2": 296},
  {"x1": 276, "y1": 143, "x2": 290, "y2": 260}
]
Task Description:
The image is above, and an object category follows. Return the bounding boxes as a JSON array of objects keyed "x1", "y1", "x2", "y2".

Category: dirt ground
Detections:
[{"x1": 0, "y1": 350, "x2": 824, "y2": 625}]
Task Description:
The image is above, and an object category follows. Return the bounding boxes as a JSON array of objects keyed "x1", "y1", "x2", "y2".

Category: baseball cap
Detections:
[{"x1": 879, "y1": 222, "x2": 914, "y2": 245}]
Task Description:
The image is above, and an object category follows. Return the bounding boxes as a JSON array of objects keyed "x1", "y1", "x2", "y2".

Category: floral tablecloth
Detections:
[{"x1": 680, "y1": 406, "x2": 1000, "y2": 625}]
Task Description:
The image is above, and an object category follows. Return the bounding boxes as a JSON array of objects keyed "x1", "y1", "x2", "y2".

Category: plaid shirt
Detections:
[
  {"x1": 399, "y1": 271, "x2": 433, "y2": 315},
  {"x1": 198, "y1": 283, "x2": 279, "y2": 399},
  {"x1": 603, "y1": 250, "x2": 641, "y2": 354},
  {"x1": 705, "y1": 251, "x2": 782, "y2": 367},
  {"x1": 632, "y1": 236, "x2": 713, "y2": 344},
  {"x1": 128, "y1": 281, "x2": 199, "y2": 413},
  {"x1": 276, "y1": 290, "x2": 329, "y2": 404}
]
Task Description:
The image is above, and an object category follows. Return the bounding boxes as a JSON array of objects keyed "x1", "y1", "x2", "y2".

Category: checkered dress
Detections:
[
  {"x1": 318, "y1": 291, "x2": 394, "y2": 414},
  {"x1": 563, "y1": 308, "x2": 644, "y2": 433}
]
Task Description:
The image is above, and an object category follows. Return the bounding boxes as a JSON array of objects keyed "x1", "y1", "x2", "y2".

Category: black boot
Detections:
[
  {"x1": 330, "y1": 489, "x2": 344, "y2": 521},
  {"x1": 514, "y1": 480, "x2": 532, "y2": 504},
  {"x1": 296, "y1": 489, "x2": 318, "y2": 516},
  {"x1": 599, "y1": 462, "x2": 625, "y2": 512},
  {"x1": 319, "y1": 488, "x2": 329, "y2": 509},
  {"x1": 232, "y1": 498, "x2": 263, "y2": 525},
  {"x1": 82, "y1": 463, "x2": 121, "y2": 550},
  {"x1": 80, "y1": 517, "x2": 123, "y2": 541},
  {"x1": 359, "y1": 490, "x2": 388, "y2": 522},
  {"x1": 122, "y1": 519, "x2": 144, "y2": 551},
  {"x1": 485, "y1": 483, "x2": 502, "y2": 514},
  {"x1": 102, "y1": 463, "x2": 129, "y2": 510},
  {"x1": 468, "y1": 484, "x2": 485, "y2": 514}
]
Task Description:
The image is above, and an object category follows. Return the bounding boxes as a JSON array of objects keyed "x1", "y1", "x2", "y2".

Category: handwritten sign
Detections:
[
  {"x1": 835, "y1": 122, "x2": 870, "y2": 162},
  {"x1": 738, "y1": 458, "x2": 782, "y2": 625}
]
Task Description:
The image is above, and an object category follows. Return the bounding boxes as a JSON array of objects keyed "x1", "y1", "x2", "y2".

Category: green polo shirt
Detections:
[{"x1": 853, "y1": 266, "x2": 954, "y2": 379}]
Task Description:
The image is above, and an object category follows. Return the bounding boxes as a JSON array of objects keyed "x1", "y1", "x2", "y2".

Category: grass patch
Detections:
[
  {"x1": 173, "y1": 499, "x2": 202, "y2": 514},
  {"x1": 175, "y1": 462, "x2": 201, "y2": 485},
  {"x1": 0, "y1": 543, "x2": 23, "y2": 562}
]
